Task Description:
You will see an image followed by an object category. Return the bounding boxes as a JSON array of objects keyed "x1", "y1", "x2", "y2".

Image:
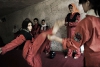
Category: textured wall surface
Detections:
[{"x1": 0, "y1": 0, "x2": 85, "y2": 51}]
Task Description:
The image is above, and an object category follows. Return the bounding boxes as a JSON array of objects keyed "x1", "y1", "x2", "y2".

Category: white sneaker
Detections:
[
  {"x1": 80, "y1": 45, "x2": 84, "y2": 53},
  {"x1": 74, "y1": 57, "x2": 78, "y2": 59},
  {"x1": 46, "y1": 52, "x2": 49, "y2": 55},
  {"x1": 65, "y1": 56, "x2": 68, "y2": 58}
]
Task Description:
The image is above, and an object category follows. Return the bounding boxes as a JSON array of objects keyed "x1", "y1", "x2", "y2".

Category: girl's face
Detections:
[
  {"x1": 82, "y1": 1, "x2": 91, "y2": 13},
  {"x1": 41, "y1": 21, "x2": 45, "y2": 25},
  {"x1": 34, "y1": 20, "x2": 38, "y2": 24},
  {"x1": 27, "y1": 22, "x2": 32, "y2": 31},
  {"x1": 69, "y1": 6, "x2": 73, "y2": 13}
]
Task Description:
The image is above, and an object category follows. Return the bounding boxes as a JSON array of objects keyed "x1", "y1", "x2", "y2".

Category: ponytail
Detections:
[{"x1": 94, "y1": 4, "x2": 100, "y2": 16}]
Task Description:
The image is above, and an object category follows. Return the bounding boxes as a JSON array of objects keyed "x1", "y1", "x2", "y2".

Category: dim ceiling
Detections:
[{"x1": 0, "y1": 0, "x2": 44, "y2": 17}]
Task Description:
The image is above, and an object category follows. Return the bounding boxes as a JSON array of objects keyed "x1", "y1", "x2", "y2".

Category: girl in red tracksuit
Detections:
[
  {"x1": 64, "y1": 3, "x2": 81, "y2": 59},
  {"x1": 0, "y1": 18, "x2": 51, "y2": 67},
  {"x1": 48, "y1": 0, "x2": 100, "y2": 67}
]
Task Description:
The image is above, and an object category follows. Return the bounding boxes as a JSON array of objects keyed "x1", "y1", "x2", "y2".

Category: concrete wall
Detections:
[{"x1": 0, "y1": 0, "x2": 85, "y2": 51}]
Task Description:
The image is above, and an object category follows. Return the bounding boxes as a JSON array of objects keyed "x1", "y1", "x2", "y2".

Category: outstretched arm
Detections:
[{"x1": 0, "y1": 35, "x2": 26, "y2": 54}]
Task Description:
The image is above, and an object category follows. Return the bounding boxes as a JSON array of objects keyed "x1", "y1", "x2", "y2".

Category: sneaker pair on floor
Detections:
[{"x1": 64, "y1": 56, "x2": 79, "y2": 59}]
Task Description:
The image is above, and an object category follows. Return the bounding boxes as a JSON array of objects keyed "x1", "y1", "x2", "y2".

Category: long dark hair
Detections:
[
  {"x1": 22, "y1": 18, "x2": 33, "y2": 29},
  {"x1": 79, "y1": 0, "x2": 100, "y2": 16}
]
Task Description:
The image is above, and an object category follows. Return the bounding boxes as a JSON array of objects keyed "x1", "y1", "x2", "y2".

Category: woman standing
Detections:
[
  {"x1": 31, "y1": 18, "x2": 41, "y2": 38},
  {"x1": 64, "y1": 3, "x2": 81, "y2": 59}
]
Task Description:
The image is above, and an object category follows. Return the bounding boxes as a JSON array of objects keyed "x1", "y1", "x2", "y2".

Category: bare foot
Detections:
[{"x1": 47, "y1": 35, "x2": 55, "y2": 41}]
